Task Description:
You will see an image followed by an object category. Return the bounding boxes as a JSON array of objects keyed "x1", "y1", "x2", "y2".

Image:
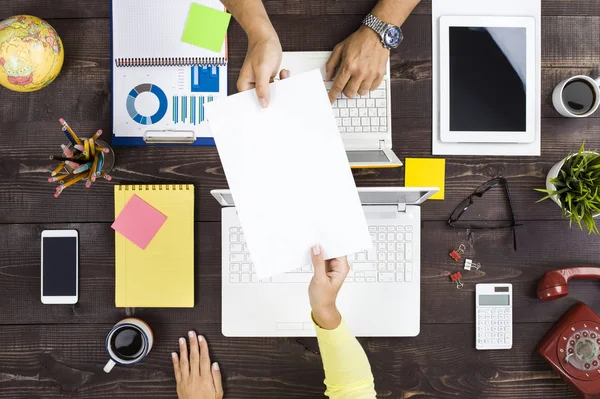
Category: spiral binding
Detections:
[
  {"x1": 117, "y1": 185, "x2": 193, "y2": 191},
  {"x1": 115, "y1": 57, "x2": 227, "y2": 67}
]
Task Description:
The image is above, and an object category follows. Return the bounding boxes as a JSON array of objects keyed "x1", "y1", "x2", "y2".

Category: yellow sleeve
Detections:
[{"x1": 314, "y1": 315, "x2": 376, "y2": 399}]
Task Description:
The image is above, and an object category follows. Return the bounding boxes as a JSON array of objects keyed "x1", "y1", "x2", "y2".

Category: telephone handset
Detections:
[
  {"x1": 537, "y1": 267, "x2": 600, "y2": 399},
  {"x1": 537, "y1": 267, "x2": 600, "y2": 302}
]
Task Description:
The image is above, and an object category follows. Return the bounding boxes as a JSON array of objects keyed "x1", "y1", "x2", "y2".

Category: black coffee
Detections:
[
  {"x1": 111, "y1": 327, "x2": 144, "y2": 359},
  {"x1": 563, "y1": 80, "x2": 597, "y2": 115}
]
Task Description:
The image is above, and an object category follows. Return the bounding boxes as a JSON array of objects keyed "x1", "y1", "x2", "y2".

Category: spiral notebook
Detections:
[
  {"x1": 111, "y1": 0, "x2": 228, "y2": 146},
  {"x1": 114, "y1": 184, "x2": 194, "y2": 307}
]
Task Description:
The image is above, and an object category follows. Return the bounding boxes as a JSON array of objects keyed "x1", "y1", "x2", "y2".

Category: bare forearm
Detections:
[
  {"x1": 221, "y1": 0, "x2": 276, "y2": 40},
  {"x1": 371, "y1": 0, "x2": 421, "y2": 26}
]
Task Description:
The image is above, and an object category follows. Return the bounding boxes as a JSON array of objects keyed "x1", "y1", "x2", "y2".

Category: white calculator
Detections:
[{"x1": 476, "y1": 283, "x2": 513, "y2": 350}]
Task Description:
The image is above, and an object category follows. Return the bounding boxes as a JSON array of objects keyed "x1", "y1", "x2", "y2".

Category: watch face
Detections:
[{"x1": 384, "y1": 26, "x2": 402, "y2": 48}]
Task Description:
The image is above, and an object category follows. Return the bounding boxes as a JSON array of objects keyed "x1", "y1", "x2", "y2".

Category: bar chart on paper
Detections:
[{"x1": 172, "y1": 95, "x2": 216, "y2": 124}]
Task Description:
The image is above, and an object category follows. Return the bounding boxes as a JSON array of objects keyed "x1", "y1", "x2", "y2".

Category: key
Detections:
[
  {"x1": 229, "y1": 227, "x2": 239, "y2": 233},
  {"x1": 405, "y1": 244, "x2": 413, "y2": 260},
  {"x1": 356, "y1": 277, "x2": 366, "y2": 283},
  {"x1": 332, "y1": 108, "x2": 340, "y2": 118},
  {"x1": 376, "y1": 99, "x2": 386, "y2": 108},
  {"x1": 359, "y1": 108, "x2": 368, "y2": 117},
  {"x1": 387, "y1": 262, "x2": 395, "y2": 271},
  {"x1": 241, "y1": 273, "x2": 250, "y2": 283},
  {"x1": 370, "y1": 233, "x2": 377, "y2": 242},
  {"x1": 350, "y1": 108, "x2": 359, "y2": 117},
  {"x1": 246, "y1": 253, "x2": 252, "y2": 262},
  {"x1": 378, "y1": 262, "x2": 387, "y2": 271},
  {"x1": 387, "y1": 243, "x2": 395, "y2": 251},
  {"x1": 397, "y1": 225, "x2": 405, "y2": 231},
  {"x1": 378, "y1": 233, "x2": 386, "y2": 241},
  {"x1": 243, "y1": 244, "x2": 249, "y2": 253},
  {"x1": 379, "y1": 272, "x2": 395, "y2": 282},
  {"x1": 271, "y1": 273, "x2": 312, "y2": 283},
  {"x1": 251, "y1": 274, "x2": 259, "y2": 283},
  {"x1": 371, "y1": 117, "x2": 380, "y2": 126},
  {"x1": 406, "y1": 226, "x2": 413, "y2": 231},
  {"x1": 405, "y1": 269, "x2": 413, "y2": 281},
  {"x1": 396, "y1": 232, "x2": 404, "y2": 241},
  {"x1": 368, "y1": 108, "x2": 378, "y2": 117},
  {"x1": 230, "y1": 244, "x2": 243, "y2": 252},
  {"x1": 387, "y1": 252, "x2": 395, "y2": 261},
  {"x1": 365, "y1": 272, "x2": 377, "y2": 282},
  {"x1": 338, "y1": 99, "x2": 347, "y2": 108},
  {"x1": 347, "y1": 127, "x2": 354, "y2": 133},
  {"x1": 361, "y1": 117, "x2": 370, "y2": 126},
  {"x1": 230, "y1": 274, "x2": 240, "y2": 283},
  {"x1": 356, "y1": 252, "x2": 366, "y2": 261},
  {"x1": 378, "y1": 253, "x2": 386, "y2": 261},
  {"x1": 370, "y1": 89, "x2": 386, "y2": 98},
  {"x1": 372, "y1": 127, "x2": 379, "y2": 132},
  {"x1": 355, "y1": 272, "x2": 365, "y2": 278},
  {"x1": 387, "y1": 226, "x2": 395, "y2": 231},
  {"x1": 396, "y1": 272, "x2": 404, "y2": 282},
  {"x1": 405, "y1": 262, "x2": 413, "y2": 274},
  {"x1": 396, "y1": 262, "x2": 405, "y2": 272},
  {"x1": 336, "y1": 118, "x2": 342, "y2": 126},
  {"x1": 353, "y1": 263, "x2": 376, "y2": 271},
  {"x1": 396, "y1": 252, "x2": 405, "y2": 261},
  {"x1": 396, "y1": 242, "x2": 404, "y2": 251},
  {"x1": 378, "y1": 242, "x2": 386, "y2": 251},
  {"x1": 357, "y1": 98, "x2": 366, "y2": 107},
  {"x1": 380, "y1": 117, "x2": 387, "y2": 126},
  {"x1": 366, "y1": 247, "x2": 377, "y2": 261},
  {"x1": 355, "y1": 127, "x2": 363, "y2": 132},
  {"x1": 241, "y1": 263, "x2": 250, "y2": 272},
  {"x1": 230, "y1": 253, "x2": 245, "y2": 262},
  {"x1": 387, "y1": 232, "x2": 395, "y2": 241},
  {"x1": 230, "y1": 263, "x2": 240, "y2": 272},
  {"x1": 369, "y1": 226, "x2": 377, "y2": 232},
  {"x1": 340, "y1": 108, "x2": 349, "y2": 117},
  {"x1": 363, "y1": 127, "x2": 370, "y2": 132},
  {"x1": 347, "y1": 99, "x2": 357, "y2": 108},
  {"x1": 406, "y1": 233, "x2": 413, "y2": 241},
  {"x1": 342, "y1": 118, "x2": 351, "y2": 127},
  {"x1": 352, "y1": 117, "x2": 361, "y2": 126},
  {"x1": 366, "y1": 99, "x2": 375, "y2": 108},
  {"x1": 230, "y1": 234, "x2": 239, "y2": 242}
]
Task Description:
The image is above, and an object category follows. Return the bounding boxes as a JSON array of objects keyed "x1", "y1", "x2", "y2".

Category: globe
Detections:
[{"x1": 0, "y1": 15, "x2": 64, "y2": 92}]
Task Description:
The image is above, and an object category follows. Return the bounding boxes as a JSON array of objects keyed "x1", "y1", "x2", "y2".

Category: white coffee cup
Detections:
[
  {"x1": 552, "y1": 75, "x2": 600, "y2": 118},
  {"x1": 104, "y1": 318, "x2": 154, "y2": 373}
]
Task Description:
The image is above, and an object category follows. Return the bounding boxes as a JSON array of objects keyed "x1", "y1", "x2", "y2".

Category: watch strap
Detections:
[{"x1": 362, "y1": 14, "x2": 388, "y2": 38}]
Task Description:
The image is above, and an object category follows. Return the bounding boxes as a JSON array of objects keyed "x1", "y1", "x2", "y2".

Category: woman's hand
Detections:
[
  {"x1": 308, "y1": 245, "x2": 350, "y2": 330},
  {"x1": 237, "y1": 29, "x2": 282, "y2": 108},
  {"x1": 172, "y1": 331, "x2": 223, "y2": 399}
]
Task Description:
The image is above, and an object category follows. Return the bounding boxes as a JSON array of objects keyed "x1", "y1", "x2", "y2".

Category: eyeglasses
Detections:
[{"x1": 448, "y1": 177, "x2": 519, "y2": 251}]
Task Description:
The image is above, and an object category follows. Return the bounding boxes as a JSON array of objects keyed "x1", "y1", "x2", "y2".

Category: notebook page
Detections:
[
  {"x1": 205, "y1": 70, "x2": 372, "y2": 279},
  {"x1": 112, "y1": 0, "x2": 226, "y2": 60}
]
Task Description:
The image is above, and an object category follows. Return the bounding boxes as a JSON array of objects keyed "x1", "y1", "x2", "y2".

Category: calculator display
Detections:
[{"x1": 479, "y1": 294, "x2": 509, "y2": 306}]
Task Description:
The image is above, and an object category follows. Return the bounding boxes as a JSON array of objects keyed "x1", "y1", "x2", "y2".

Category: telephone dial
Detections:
[{"x1": 537, "y1": 267, "x2": 600, "y2": 399}]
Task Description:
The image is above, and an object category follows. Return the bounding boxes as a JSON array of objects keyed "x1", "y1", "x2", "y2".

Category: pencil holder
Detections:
[{"x1": 62, "y1": 139, "x2": 115, "y2": 176}]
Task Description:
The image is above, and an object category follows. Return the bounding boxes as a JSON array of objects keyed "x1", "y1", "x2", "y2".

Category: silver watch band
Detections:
[{"x1": 362, "y1": 14, "x2": 389, "y2": 38}]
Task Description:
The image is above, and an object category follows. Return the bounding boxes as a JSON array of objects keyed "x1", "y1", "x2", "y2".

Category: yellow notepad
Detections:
[
  {"x1": 114, "y1": 184, "x2": 194, "y2": 307},
  {"x1": 405, "y1": 158, "x2": 445, "y2": 200}
]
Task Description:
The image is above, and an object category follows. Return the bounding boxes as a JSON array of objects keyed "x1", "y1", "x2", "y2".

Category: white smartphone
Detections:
[{"x1": 41, "y1": 230, "x2": 79, "y2": 304}]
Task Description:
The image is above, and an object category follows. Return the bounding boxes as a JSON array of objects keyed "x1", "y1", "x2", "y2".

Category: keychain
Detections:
[
  {"x1": 449, "y1": 244, "x2": 466, "y2": 262},
  {"x1": 464, "y1": 259, "x2": 482, "y2": 271},
  {"x1": 449, "y1": 271, "x2": 464, "y2": 289}
]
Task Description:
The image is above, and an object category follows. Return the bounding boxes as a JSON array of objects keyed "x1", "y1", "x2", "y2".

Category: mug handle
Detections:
[
  {"x1": 103, "y1": 359, "x2": 116, "y2": 373},
  {"x1": 596, "y1": 77, "x2": 600, "y2": 86}
]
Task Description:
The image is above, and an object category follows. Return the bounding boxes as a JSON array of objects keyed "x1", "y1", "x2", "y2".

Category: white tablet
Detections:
[{"x1": 439, "y1": 16, "x2": 536, "y2": 143}]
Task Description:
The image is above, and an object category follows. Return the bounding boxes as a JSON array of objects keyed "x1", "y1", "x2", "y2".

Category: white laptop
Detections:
[
  {"x1": 211, "y1": 186, "x2": 439, "y2": 337},
  {"x1": 280, "y1": 51, "x2": 402, "y2": 168}
]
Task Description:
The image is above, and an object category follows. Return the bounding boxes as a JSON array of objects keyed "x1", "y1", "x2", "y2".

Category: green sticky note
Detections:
[{"x1": 181, "y1": 3, "x2": 231, "y2": 53}]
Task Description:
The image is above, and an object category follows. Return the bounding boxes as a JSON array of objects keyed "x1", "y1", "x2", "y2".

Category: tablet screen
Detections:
[{"x1": 450, "y1": 27, "x2": 526, "y2": 132}]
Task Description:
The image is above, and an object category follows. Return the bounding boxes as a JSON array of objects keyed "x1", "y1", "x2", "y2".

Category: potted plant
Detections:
[{"x1": 535, "y1": 143, "x2": 600, "y2": 234}]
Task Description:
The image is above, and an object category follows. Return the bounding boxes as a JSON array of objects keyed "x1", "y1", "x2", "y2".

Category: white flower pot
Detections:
[{"x1": 546, "y1": 151, "x2": 600, "y2": 218}]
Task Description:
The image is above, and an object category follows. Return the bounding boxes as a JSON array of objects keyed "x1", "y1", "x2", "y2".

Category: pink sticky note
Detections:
[{"x1": 111, "y1": 195, "x2": 167, "y2": 250}]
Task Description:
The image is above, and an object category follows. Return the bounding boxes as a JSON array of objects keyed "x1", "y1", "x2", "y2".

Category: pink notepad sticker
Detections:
[{"x1": 111, "y1": 194, "x2": 168, "y2": 250}]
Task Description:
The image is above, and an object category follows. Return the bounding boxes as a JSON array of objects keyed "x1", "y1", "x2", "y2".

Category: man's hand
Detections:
[
  {"x1": 237, "y1": 30, "x2": 282, "y2": 108},
  {"x1": 308, "y1": 245, "x2": 349, "y2": 330},
  {"x1": 325, "y1": 25, "x2": 389, "y2": 103},
  {"x1": 172, "y1": 331, "x2": 223, "y2": 399}
]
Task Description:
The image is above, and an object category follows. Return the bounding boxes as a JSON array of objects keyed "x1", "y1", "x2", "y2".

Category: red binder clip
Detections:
[
  {"x1": 450, "y1": 271, "x2": 464, "y2": 289},
  {"x1": 449, "y1": 244, "x2": 466, "y2": 262}
]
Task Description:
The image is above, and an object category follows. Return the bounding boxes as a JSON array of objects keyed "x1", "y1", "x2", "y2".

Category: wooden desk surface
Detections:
[{"x1": 1, "y1": 1, "x2": 599, "y2": 397}]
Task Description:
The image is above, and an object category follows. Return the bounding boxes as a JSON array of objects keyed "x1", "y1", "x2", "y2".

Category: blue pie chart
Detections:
[{"x1": 126, "y1": 83, "x2": 168, "y2": 125}]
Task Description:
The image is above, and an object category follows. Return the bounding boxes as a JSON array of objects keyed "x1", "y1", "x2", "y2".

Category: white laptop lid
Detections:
[{"x1": 211, "y1": 187, "x2": 439, "y2": 207}]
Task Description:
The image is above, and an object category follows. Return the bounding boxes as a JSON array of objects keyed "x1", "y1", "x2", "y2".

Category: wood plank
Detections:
[
  {"x1": 4, "y1": 0, "x2": 600, "y2": 19},
  {"x1": 0, "y1": 117, "x2": 598, "y2": 224},
  {"x1": 2, "y1": 16, "x2": 600, "y2": 122},
  {"x1": 1, "y1": 221, "x2": 600, "y2": 326},
  {"x1": 0, "y1": 322, "x2": 579, "y2": 398}
]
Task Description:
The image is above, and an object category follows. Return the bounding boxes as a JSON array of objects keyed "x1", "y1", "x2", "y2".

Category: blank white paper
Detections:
[{"x1": 205, "y1": 69, "x2": 372, "y2": 279}]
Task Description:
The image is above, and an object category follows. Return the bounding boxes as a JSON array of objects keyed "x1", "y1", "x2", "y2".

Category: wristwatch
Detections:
[{"x1": 362, "y1": 14, "x2": 404, "y2": 49}]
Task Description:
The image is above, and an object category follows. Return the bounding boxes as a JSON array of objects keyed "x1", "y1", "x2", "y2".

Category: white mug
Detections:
[
  {"x1": 552, "y1": 75, "x2": 600, "y2": 118},
  {"x1": 104, "y1": 318, "x2": 154, "y2": 373}
]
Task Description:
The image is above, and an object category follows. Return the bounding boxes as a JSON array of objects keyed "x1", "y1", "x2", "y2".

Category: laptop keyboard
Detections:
[
  {"x1": 327, "y1": 80, "x2": 389, "y2": 134},
  {"x1": 227, "y1": 224, "x2": 414, "y2": 284}
]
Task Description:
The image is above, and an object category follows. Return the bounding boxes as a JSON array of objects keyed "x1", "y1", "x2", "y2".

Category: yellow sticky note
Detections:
[{"x1": 405, "y1": 158, "x2": 445, "y2": 200}]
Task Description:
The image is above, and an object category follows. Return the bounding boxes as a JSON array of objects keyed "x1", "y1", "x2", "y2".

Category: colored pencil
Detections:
[
  {"x1": 61, "y1": 144, "x2": 74, "y2": 158},
  {"x1": 95, "y1": 146, "x2": 110, "y2": 153},
  {"x1": 61, "y1": 127, "x2": 76, "y2": 145},
  {"x1": 89, "y1": 139, "x2": 96, "y2": 157},
  {"x1": 50, "y1": 156, "x2": 87, "y2": 164},
  {"x1": 48, "y1": 174, "x2": 70, "y2": 182},
  {"x1": 51, "y1": 162, "x2": 66, "y2": 176},
  {"x1": 59, "y1": 118, "x2": 83, "y2": 145},
  {"x1": 95, "y1": 153, "x2": 104, "y2": 176},
  {"x1": 73, "y1": 162, "x2": 93, "y2": 174},
  {"x1": 74, "y1": 144, "x2": 85, "y2": 152},
  {"x1": 83, "y1": 140, "x2": 90, "y2": 160},
  {"x1": 65, "y1": 161, "x2": 83, "y2": 169},
  {"x1": 89, "y1": 153, "x2": 99, "y2": 182}
]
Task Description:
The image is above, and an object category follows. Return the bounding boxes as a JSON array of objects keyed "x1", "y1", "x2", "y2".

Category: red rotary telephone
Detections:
[{"x1": 537, "y1": 267, "x2": 600, "y2": 399}]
